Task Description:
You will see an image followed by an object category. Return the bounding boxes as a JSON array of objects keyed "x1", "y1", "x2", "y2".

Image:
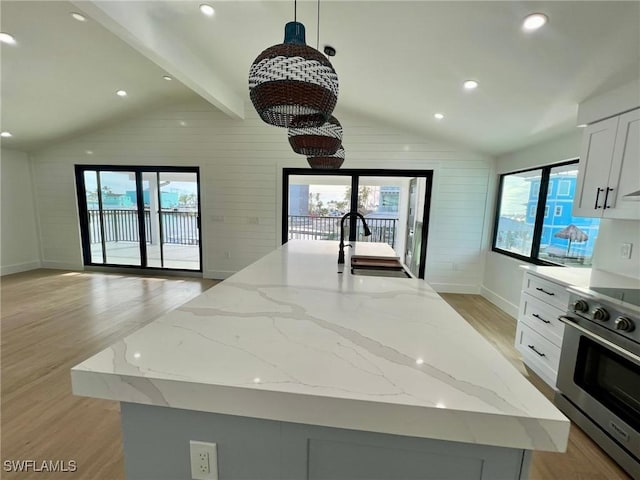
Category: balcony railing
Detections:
[
  {"x1": 288, "y1": 215, "x2": 397, "y2": 248},
  {"x1": 88, "y1": 209, "x2": 199, "y2": 245},
  {"x1": 87, "y1": 211, "x2": 395, "y2": 249}
]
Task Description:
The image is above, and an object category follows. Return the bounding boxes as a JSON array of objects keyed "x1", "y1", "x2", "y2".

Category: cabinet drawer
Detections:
[
  {"x1": 515, "y1": 322, "x2": 561, "y2": 384},
  {"x1": 522, "y1": 273, "x2": 570, "y2": 310},
  {"x1": 518, "y1": 292, "x2": 565, "y2": 347}
]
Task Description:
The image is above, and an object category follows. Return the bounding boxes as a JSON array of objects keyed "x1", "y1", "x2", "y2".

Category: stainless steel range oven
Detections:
[{"x1": 555, "y1": 288, "x2": 640, "y2": 479}]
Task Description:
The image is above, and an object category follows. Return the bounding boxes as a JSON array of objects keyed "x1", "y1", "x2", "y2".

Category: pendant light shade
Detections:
[
  {"x1": 307, "y1": 145, "x2": 345, "y2": 169},
  {"x1": 288, "y1": 115, "x2": 342, "y2": 156},
  {"x1": 249, "y1": 22, "x2": 338, "y2": 128}
]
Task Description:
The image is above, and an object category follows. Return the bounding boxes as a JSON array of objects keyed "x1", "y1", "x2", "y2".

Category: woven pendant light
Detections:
[
  {"x1": 307, "y1": 145, "x2": 345, "y2": 169},
  {"x1": 249, "y1": 21, "x2": 338, "y2": 128},
  {"x1": 289, "y1": 115, "x2": 342, "y2": 156}
]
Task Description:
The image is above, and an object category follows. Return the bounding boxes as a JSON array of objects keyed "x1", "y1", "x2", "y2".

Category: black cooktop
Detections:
[{"x1": 589, "y1": 287, "x2": 640, "y2": 308}]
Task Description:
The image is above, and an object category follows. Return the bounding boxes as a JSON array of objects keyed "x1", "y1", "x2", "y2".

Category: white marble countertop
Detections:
[
  {"x1": 520, "y1": 265, "x2": 640, "y2": 313},
  {"x1": 72, "y1": 240, "x2": 569, "y2": 452}
]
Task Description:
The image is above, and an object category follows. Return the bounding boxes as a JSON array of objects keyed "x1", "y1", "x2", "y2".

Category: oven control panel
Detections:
[{"x1": 569, "y1": 294, "x2": 640, "y2": 345}]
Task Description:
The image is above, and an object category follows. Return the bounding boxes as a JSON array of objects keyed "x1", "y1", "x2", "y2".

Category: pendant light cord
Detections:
[
  {"x1": 316, "y1": 0, "x2": 320, "y2": 50},
  {"x1": 294, "y1": 0, "x2": 297, "y2": 22}
]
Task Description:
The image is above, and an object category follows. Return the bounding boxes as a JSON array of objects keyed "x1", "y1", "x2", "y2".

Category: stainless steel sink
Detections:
[
  {"x1": 349, "y1": 255, "x2": 411, "y2": 278},
  {"x1": 350, "y1": 267, "x2": 411, "y2": 278}
]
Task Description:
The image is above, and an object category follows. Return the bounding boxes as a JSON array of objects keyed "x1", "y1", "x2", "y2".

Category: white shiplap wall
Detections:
[
  {"x1": 30, "y1": 98, "x2": 493, "y2": 292},
  {"x1": 1, "y1": 148, "x2": 42, "y2": 275}
]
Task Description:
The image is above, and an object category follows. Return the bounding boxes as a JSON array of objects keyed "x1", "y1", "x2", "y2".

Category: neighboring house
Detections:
[
  {"x1": 125, "y1": 190, "x2": 180, "y2": 209},
  {"x1": 101, "y1": 193, "x2": 134, "y2": 209},
  {"x1": 289, "y1": 185, "x2": 310, "y2": 216},
  {"x1": 365, "y1": 186, "x2": 400, "y2": 218},
  {"x1": 526, "y1": 176, "x2": 600, "y2": 257}
]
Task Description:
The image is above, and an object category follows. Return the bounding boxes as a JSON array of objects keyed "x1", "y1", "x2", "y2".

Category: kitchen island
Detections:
[{"x1": 72, "y1": 240, "x2": 569, "y2": 479}]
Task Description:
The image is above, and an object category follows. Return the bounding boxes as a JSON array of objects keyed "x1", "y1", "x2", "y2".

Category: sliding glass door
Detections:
[
  {"x1": 283, "y1": 169, "x2": 432, "y2": 279},
  {"x1": 287, "y1": 175, "x2": 352, "y2": 241},
  {"x1": 76, "y1": 166, "x2": 201, "y2": 272}
]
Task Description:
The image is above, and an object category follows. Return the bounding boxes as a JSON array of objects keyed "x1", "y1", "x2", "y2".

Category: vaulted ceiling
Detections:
[{"x1": 1, "y1": 1, "x2": 639, "y2": 155}]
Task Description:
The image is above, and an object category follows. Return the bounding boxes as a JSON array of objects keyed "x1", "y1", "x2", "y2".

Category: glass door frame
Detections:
[
  {"x1": 74, "y1": 164, "x2": 202, "y2": 272},
  {"x1": 282, "y1": 168, "x2": 433, "y2": 279}
]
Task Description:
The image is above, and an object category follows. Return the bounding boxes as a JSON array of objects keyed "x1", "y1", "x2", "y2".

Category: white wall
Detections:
[
  {"x1": 30, "y1": 98, "x2": 493, "y2": 292},
  {"x1": 1, "y1": 148, "x2": 41, "y2": 275},
  {"x1": 592, "y1": 219, "x2": 640, "y2": 279},
  {"x1": 482, "y1": 131, "x2": 583, "y2": 317}
]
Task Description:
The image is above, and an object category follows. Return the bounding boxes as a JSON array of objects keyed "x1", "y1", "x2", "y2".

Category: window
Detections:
[
  {"x1": 558, "y1": 180, "x2": 571, "y2": 196},
  {"x1": 531, "y1": 181, "x2": 539, "y2": 198},
  {"x1": 493, "y1": 160, "x2": 600, "y2": 266}
]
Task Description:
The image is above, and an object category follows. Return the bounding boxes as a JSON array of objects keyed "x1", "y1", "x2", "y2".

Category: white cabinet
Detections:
[
  {"x1": 515, "y1": 272, "x2": 568, "y2": 388},
  {"x1": 574, "y1": 108, "x2": 640, "y2": 219}
]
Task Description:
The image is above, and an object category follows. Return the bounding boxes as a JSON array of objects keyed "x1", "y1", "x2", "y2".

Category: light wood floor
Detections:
[
  {"x1": 1, "y1": 269, "x2": 217, "y2": 479},
  {"x1": 0, "y1": 270, "x2": 630, "y2": 479}
]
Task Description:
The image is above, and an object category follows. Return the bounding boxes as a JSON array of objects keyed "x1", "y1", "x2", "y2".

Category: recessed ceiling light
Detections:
[
  {"x1": 523, "y1": 13, "x2": 548, "y2": 31},
  {"x1": 416, "y1": 358, "x2": 424, "y2": 365},
  {"x1": 463, "y1": 80, "x2": 479, "y2": 90},
  {"x1": 116, "y1": 90, "x2": 127, "y2": 97},
  {"x1": 1, "y1": 131, "x2": 13, "y2": 138},
  {"x1": 577, "y1": 124, "x2": 587, "y2": 128},
  {"x1": 85, "y1": 150, "x2": 94, "y2": 155},
  {"x1": 163, "y1": 75, "x2": 173, "y2": 81},
  {"x1": 0, "y1": 32, "x2": 16, "y2": 45},
  {"x1": 200, "y1": 4, "x2": 215, "y2": 17},
  {"x1": 179, "y1": 121, "x2": 187, "y2": 127},
  {"x1": 71, "y1": 12, "x2": 87, "y2": 22},
  {"x1": 434, "y1": 113, "x2": 445, "y2": 120}
]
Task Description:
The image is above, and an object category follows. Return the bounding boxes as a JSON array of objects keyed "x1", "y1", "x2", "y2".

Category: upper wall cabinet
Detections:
[{"x1": 573, "y1": 108, "x2": 640, "y2": 219}]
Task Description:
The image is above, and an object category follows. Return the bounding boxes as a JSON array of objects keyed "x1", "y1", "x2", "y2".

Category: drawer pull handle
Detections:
[
  {"x1": 527, "y1": 345, "x2": 546, "y2": 357},
  {"x1": 532, "y1": 313, "x2": 551, "y2": 324},
  {"x1": 535, "y1": 287, "x2": 555, "y2": 296}
]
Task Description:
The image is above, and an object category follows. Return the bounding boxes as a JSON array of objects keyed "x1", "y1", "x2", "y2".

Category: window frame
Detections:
[{"x1": 491, "y1": 159, "x2": 579, "y2": 266}]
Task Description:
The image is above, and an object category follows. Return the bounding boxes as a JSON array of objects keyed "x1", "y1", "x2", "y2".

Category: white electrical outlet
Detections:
[
  {"x1": 620, "y1": 243, "x2": 633, "y2": 259},
  {"x1": 190, "y1": 441, "x2": 218, "y2": 480}
]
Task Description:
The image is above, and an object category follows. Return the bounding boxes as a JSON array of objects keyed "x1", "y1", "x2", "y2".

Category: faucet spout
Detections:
[{"x1": 338, "y1": 211, "x2": 372, "y2": 264}]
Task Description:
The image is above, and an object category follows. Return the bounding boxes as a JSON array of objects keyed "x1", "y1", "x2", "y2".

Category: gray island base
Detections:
[{"x1": 122, "y1": 402, "x2": 532, "y2": 480}]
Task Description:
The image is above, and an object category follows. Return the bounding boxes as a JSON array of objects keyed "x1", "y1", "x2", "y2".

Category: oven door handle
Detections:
[{"x1": 558, "y1": 315, "x2": 640, "y2": 365}]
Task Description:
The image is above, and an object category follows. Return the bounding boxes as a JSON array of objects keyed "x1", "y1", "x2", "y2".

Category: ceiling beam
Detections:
[{"x1": 71, "y1": 0, "x2": 245, "y2": 120}]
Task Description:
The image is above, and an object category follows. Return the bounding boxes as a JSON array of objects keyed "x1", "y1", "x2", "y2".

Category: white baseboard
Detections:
[
  {"x1": 480, "y1": 286, "x2": 518, "y2": 319},
  {"x1": 203, "y1": 270, "x2": 235, "y2": 280},
  {"x1": 429, "y1": 283, "x2": 481, "y2": 294},
  {"x1": 41, "y1": 261, "x2": 83, "y2": 270},
  {"x1": 0, "y1": 260, "x2": 41, "y2": 276}
]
